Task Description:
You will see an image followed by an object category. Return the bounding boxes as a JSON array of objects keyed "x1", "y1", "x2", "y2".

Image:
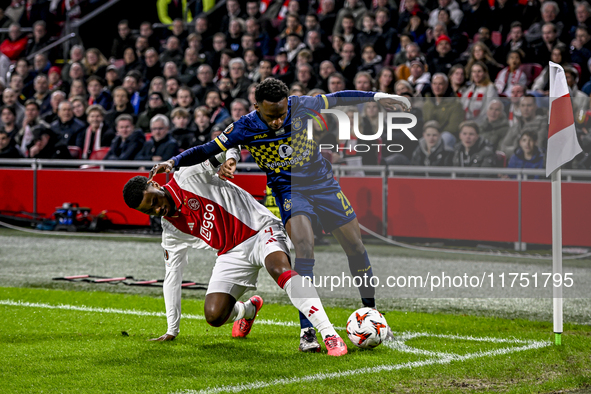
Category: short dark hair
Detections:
[
  {"x1": 123, "y1": 176, "x2": 149, "y2": 209},
  {"x1": 459, "y1": 120, "x2": 480, "y2": 134},
  {"x1": 24, "y1": 99, "x2": 39, "y2": 109},
  {"x1": 255, "y1": 78, "x2": 289, "y2": 104}
]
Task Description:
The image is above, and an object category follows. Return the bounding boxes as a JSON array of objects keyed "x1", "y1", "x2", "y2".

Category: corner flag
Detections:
[{"x1": 546, "y1": 62, "x2": 583, "y2": 177}]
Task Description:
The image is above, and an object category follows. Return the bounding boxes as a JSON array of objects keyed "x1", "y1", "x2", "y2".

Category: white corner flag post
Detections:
[{"x1": 547, "y1": 62, "x2": 583, "y2": 346}]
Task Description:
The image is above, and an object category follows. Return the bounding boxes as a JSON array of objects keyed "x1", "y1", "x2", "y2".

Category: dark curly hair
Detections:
[
  {"x1": 255, "y1": 78, "x2": 289, "y2": 104},
  {"x1": 123, "y1": 176, "x2": 149, "y2": 209}
]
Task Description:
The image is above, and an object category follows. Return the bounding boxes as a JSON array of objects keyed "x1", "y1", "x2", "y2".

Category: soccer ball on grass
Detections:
[{"x1": 346, "y1": 307, "x2": 389, "y2": 349}]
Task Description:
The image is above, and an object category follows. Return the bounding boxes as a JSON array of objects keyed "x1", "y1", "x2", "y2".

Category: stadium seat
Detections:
[
  {"x1": 68, "y1": 146, "x2": 82, "y2": 159},
  {"x1": 89, "y1": 147, "x2": 110, "y2": 160},
  {"x1": 491, "y1": 31, "x2": 502, "y2": 47},
  {"x1": 521, "y1": 63, "x2": 543, "y2": 86},
  {"x1": 145, "y1": 133, "x2": 152, "y2": 141},
  {"x1": 572, "y1": 63, "x2": 582, "y2": 76},
  {"x1": 496, "y1": 151, "x2": 507, "y2": 167}
]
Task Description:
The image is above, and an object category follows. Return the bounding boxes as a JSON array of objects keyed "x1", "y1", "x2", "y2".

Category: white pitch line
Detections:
[
  {"x1": 0, "y1": 299, "x2": 346, "y2": 329},
  {"x1": 175, "y1": 339, "x2": 550, "y2": 394}
]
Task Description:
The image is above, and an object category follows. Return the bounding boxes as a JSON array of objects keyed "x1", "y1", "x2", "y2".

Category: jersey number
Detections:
[{"x1": 336, "y1": 192, "x2": 351, "y2": 212}]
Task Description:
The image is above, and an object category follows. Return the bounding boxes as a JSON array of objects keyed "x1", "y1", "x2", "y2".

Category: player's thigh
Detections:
[
  {"x1": 256, "y1": 223, "x2": 293, "y2": 282},
  {"x1": 311, "y1": 183, "x2": 357, "y2": 234}
]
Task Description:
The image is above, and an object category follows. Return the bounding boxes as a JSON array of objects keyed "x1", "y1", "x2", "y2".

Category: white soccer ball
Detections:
[{"x1": 346, "y1": 307, "x2": 389, "y2": 349}]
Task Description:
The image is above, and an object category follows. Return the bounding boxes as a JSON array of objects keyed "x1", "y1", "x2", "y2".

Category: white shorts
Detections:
[{"x1": 206, "y1": 223, "x2": 291, "y2": 297}]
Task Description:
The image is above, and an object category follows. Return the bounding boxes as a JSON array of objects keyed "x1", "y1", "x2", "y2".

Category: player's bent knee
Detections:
[{"x1": 204, "y1": 306, "x2": 228, "y2": 327}]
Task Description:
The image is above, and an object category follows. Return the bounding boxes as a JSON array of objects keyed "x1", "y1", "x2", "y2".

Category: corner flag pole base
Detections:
[{"x1": 555, "y1": 333, "x2": 562, "y2": 345}]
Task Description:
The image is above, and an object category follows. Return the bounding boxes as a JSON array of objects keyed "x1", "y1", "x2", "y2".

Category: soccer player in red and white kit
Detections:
[{"x1": 122, "y1": 148, "x2": 347, "y2": 356}]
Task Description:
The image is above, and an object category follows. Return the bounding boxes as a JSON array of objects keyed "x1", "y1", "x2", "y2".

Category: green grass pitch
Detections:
[{"x1": 0, "y1": 229, "x2": 590, "y2": 393}]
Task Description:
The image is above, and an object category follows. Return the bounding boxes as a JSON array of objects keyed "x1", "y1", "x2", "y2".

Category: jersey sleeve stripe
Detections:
[
  {"x1": 214, "y1": 138, "x2": 228, "y2": 151},
  {"x1": 321, "y1": 94, "x2": 329, "y2": 109}
]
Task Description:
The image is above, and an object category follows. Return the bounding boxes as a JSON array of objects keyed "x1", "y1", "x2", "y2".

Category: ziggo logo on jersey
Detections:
[
  {"x1": 200, "y1": 204, "x2": 215, "y2": 241},
  {"x1": 307, "y1": 109, "x2": 418, "y2": 153}
]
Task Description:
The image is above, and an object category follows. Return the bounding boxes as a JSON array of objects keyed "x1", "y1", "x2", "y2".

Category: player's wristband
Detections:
[{"x1": 373, "y1": 92, "x2": 412, "y2": 109}]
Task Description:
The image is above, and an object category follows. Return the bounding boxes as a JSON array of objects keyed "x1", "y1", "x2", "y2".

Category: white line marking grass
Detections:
[{"x1": 0, "y1": 299, "x2": 551, "y2": 394}]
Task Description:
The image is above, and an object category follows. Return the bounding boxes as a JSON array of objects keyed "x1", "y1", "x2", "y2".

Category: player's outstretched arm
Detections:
[{"x1": 322, "y1": 91, "x2": 411, "y2": 111}]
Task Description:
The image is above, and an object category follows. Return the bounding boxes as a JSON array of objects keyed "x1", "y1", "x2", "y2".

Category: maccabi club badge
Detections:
[
  {"x1": 283, "y1": 199, "x2": 292, "y2": 211},
  {"x1": 187, "y1": 198, "x2": 200, "y2": 211}
]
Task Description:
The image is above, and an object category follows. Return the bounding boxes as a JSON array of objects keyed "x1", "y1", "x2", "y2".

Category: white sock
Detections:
[
  {"x1": 226, "y1": 301, "x2": 245, "y2": 324},
  {"x1": 284, "y1": 275, "x2": 338, "y2": 338},
  {"x1": 243, "y1": 299, "x2": 256, "y2": 320}
]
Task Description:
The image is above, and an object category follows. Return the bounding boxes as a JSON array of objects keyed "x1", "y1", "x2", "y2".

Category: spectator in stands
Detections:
[
  {"x1": 411, "y1": 120, "x2": 453, "y2": 166},
  {"x1": 204, "y1": 89, "x2": 229, "y2": 125},
  {"x1": 68, "y1": 62, "x2": 85, "y2": 84},
  {"x1": 395, "y1": 42, "x2": 422, "y2": 80},
  {"x1": 0, "y1": 23, "x2": 28, "y2": 61},
  {"x1": 50, "y1": 100, "x2": 86, "y2": 146},
  {"x1": 87, "y1": 76, "x2": 113, "y2": 111},
  {"x1": 220, "y1": 0, "x2": 244, "y2": 34},
  {"x1": 499, "y1": 95, "x2": 548, "y2": 157},
  {"x1": 149, "y1": 77, "x2": 170, "y2": 103},
  {"x1": 402, "y1": 10, "x2": 428, "y2": 46},
  {"x1": 135, "y1": 114, "x2": 179, "y2": 161},
  {"x1": 160, "y1": 35, "x2": 183, "y2": 68},
  {"x1": 228, "y1": 58, "x2": 252, "y2": 100},
  {"x1": 70, "y1": 96, "x2": 89, "y2": 126},
  {"x1": 192, "y1": 64, "x2": 215, "y2": 104},
  {"x1": 9, "y1": 74, "x2": 26, "y2": 104},
  {"x1": 495, "y1": 49, "x2": 527, "y2": 96},
  {"x1": 376, "y1": 67, "x2": 396, "y2": 94},
  {"x1": 571, "y1": 2, "x2": 591, "y2": 38},
  {"x1": 170, "y1": 107, "x2": 196, "y2": 150},
  {"x1": 507, "y1": 130, "x2": 545, "y2": 170},
  {"x1": 2, "y1": 88, "x2": 25, "y2": 127},
  {"x1": 137, "y1": 91, "x2": 170, "y2": 133},
  {"x1": 356, "y1": 12, "x2": 380, "y2": 51},
  {"x1": 525, "y1": 1, "x2": 564, "y2": 44},
  {"x1": 82, "y1": 48, "x2": 109, "y2": 79},
  {"x1": 135, "y1": 35, "x2": 149, "y2": 60},
  {"x1": 157, "y1": 0, "x2": 193, "y2": 26},
  {"x1": 294, "y1": 63, "x2": 317, "y2": 92},
  {"x1": 462, "y1": 61, "x2": 498, "y2": 121},
  {"x1": 316, "y1": 60, "x2": 336, "y2": 92},
  {"x1": 564, "y1": 66, "x2": 589, "y2": 116},
  {"x1": 143, "y1": 48, "x2": 162, "y2": 82},
  {"x1": 428, "y1": 0, "x2": 464, "y2": 28},
  {"x1": 105, "y1": 65, "x2": 121, "y2": 93},
  {"x1": 123, "y1": 74, "x2": 143, "y2": 115},
  {"x1": 48, "y1": 66, "x2": 67, "y2": 93},
  {"x1": 246, "y1": 17, "x2": 271, "y2": 57},
  {"x1": 69, "y1": 79, "x2": 86, "y2": 100},
  {"x1": 243, "y1": 48, "x2": 259, "y2": 81},
  {"x1": 532, "y1": 22, "x2": 564, "y2": 67},
  {"x1": 33, "y1": 75, "x2": 51, "y2": 115},
  {"x1": 43, "y1": 90, "x2": 66, "y2": 124},
  {"x1": 476, "y1": 26, "x2": 496, "y2": 54},
  {"x1": 459, "y1": 0, "x2": 491, "y2": 38},
  {"x1": 139, "y1": 22, "x2": 159, "y2": 52},
  {"x1": 0, "y1": 7, "x2": 12, "y2": 42},
  {"x1": 215, "y1": 49, "x2": 233, "y2": 83},
  {"x1": 374, "y1": 7, "x2": 399, "y2": 54},
  {"x1": 465, "y1": 42, "x2": 502, "y2": 83},
  {"x1": 352, "y1": 71, "x2": 373, "y2": 92},
  {"x1": 408, "y1": 58, "x2": 431, "y2": 96},
  {"x1": 478, "y1": 99, "x2": 509, "y2": 150},
  {"x1": 216, "y1": 98, "x2": 249, "y2": 132},
  {"x1": 427, "y1": 35, "x2": 456, "y2": 76},
  {"x1": 28, "y1": 126, "x2": 72, "y2": 160},
  {"x1": 319, "y1": 0, "x2": 338, "y2": 35},
  {"x1": 495, "y1": 22, "x2": 532, "y2": 65},
  {"x1": 179, "y1": 48, "x2": 201, "y2": 87},
  {"x1": 32, "y1": 53, "x2": 51, "y2": 77},
  {"x1": 62, "y1": 45, "x2": 85, "y2": 83},
  {"x1": 422, "y1": 73, "x2": 463, "y2": 145},
  {"x1": 76, "y1": 105, "x2": 115, "y2": 159},
  {"x1": 532, "y1": 43, "x2": 570, "y2": 96},
  {"x1": 165, "y1": 77, "x2": 180, "y2": 107},
  {"x1": 335, "y1": 42, "x2": 360, "y2": 86},
  {"x1": 452, "y1": 121, "x2": 496, "y2": 167},
  {"x1": 170, "y1": 19, "x2": 188, "y2": 48},
  {"x1": 227, "y1": 18, "x2": 245, "y2": 53},
  {"x1": 120, "y1": 48, "x2": 144, "y2": 79},
  {"x1": 105, "y1": 87, "x2": 135, "y2": 127},
  {"x1": 14, "y1": 100, "x2": 47, "y2": 154},
  {"x1": 1, "y1": 106, "x2": 18, "y2": 138},
  {"x1": 0, "y1": 129, "x2": 22, "y2": 159},
  {"x1": 25, "y1": 21, "x2": 53, "y2": 60},
  {"x1": 448, "y1": 64, "x2": 467, "y2": 97},
  {"x1": 327, "y1": 72, "x2": 347, "y2": 93},
  {"x1": 163, "y1": 61, "x2": 180, "y2": 80},
  {"x1": 570, "y1": 25, "x2": 591, "y2": 81},
  {"x1": 358, "y1": 44, "x2": 382, "y2": 78},
  {"x1": 193, "y1": 106, "x2": 213, "y2": 145},
  {"x1": 105, "y1": 114, "x2": 145, "y2": 161},
  {"x1": 175, "y1": 86, "x2": 195, "y2": 112}
]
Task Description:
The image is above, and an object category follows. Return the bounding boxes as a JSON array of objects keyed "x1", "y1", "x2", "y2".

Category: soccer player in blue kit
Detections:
[{"x1": 149, "y1": 78, "x2": 411, "y2": 352}]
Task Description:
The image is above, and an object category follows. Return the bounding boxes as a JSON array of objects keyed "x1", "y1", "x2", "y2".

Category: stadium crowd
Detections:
[{"x1": 0, "y1": 0, "x2": 590, "y2": 171}]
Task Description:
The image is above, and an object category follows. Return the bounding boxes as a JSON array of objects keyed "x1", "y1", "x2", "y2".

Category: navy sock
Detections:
[
  {"x1": 294, "y1": 258, "x2": 315, "y2": 329},
  {"x1": 347, "y1": 251, "x2": 375, "y2": 308}
]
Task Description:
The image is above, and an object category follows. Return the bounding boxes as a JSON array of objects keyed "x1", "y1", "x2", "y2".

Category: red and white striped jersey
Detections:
[{"x1": 161, "y1": 158, "x2": 281, "y2": 256}]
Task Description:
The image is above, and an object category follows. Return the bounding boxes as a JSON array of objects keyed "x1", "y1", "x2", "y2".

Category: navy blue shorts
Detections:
[{"x1": 274, "y1": 177, "x2": 357, "y2": 233}]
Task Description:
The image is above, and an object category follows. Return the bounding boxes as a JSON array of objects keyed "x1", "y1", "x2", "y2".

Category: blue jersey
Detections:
[{"x1": 173, "y1": 91, "x2": 377, "y2": 191}]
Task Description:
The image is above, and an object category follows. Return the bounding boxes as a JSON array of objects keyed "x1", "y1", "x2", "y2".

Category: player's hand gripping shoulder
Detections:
[
  {"x1": 373, "y1": 92, "x2": 412, "y2": 112},
  {"x1": 218, "y1": 157, "x2": 237, "y2": 180},
  {"x1": 147, "y1": 159, "x2": 175, "y2": 182},
  {"x1": 150, "y1": 333, "x2": 176, "y2": 341}
]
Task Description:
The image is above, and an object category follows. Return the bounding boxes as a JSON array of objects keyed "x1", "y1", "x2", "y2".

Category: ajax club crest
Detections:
[{"x1": 187, "y1": 198, "x2": 200, "y2": 211}]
